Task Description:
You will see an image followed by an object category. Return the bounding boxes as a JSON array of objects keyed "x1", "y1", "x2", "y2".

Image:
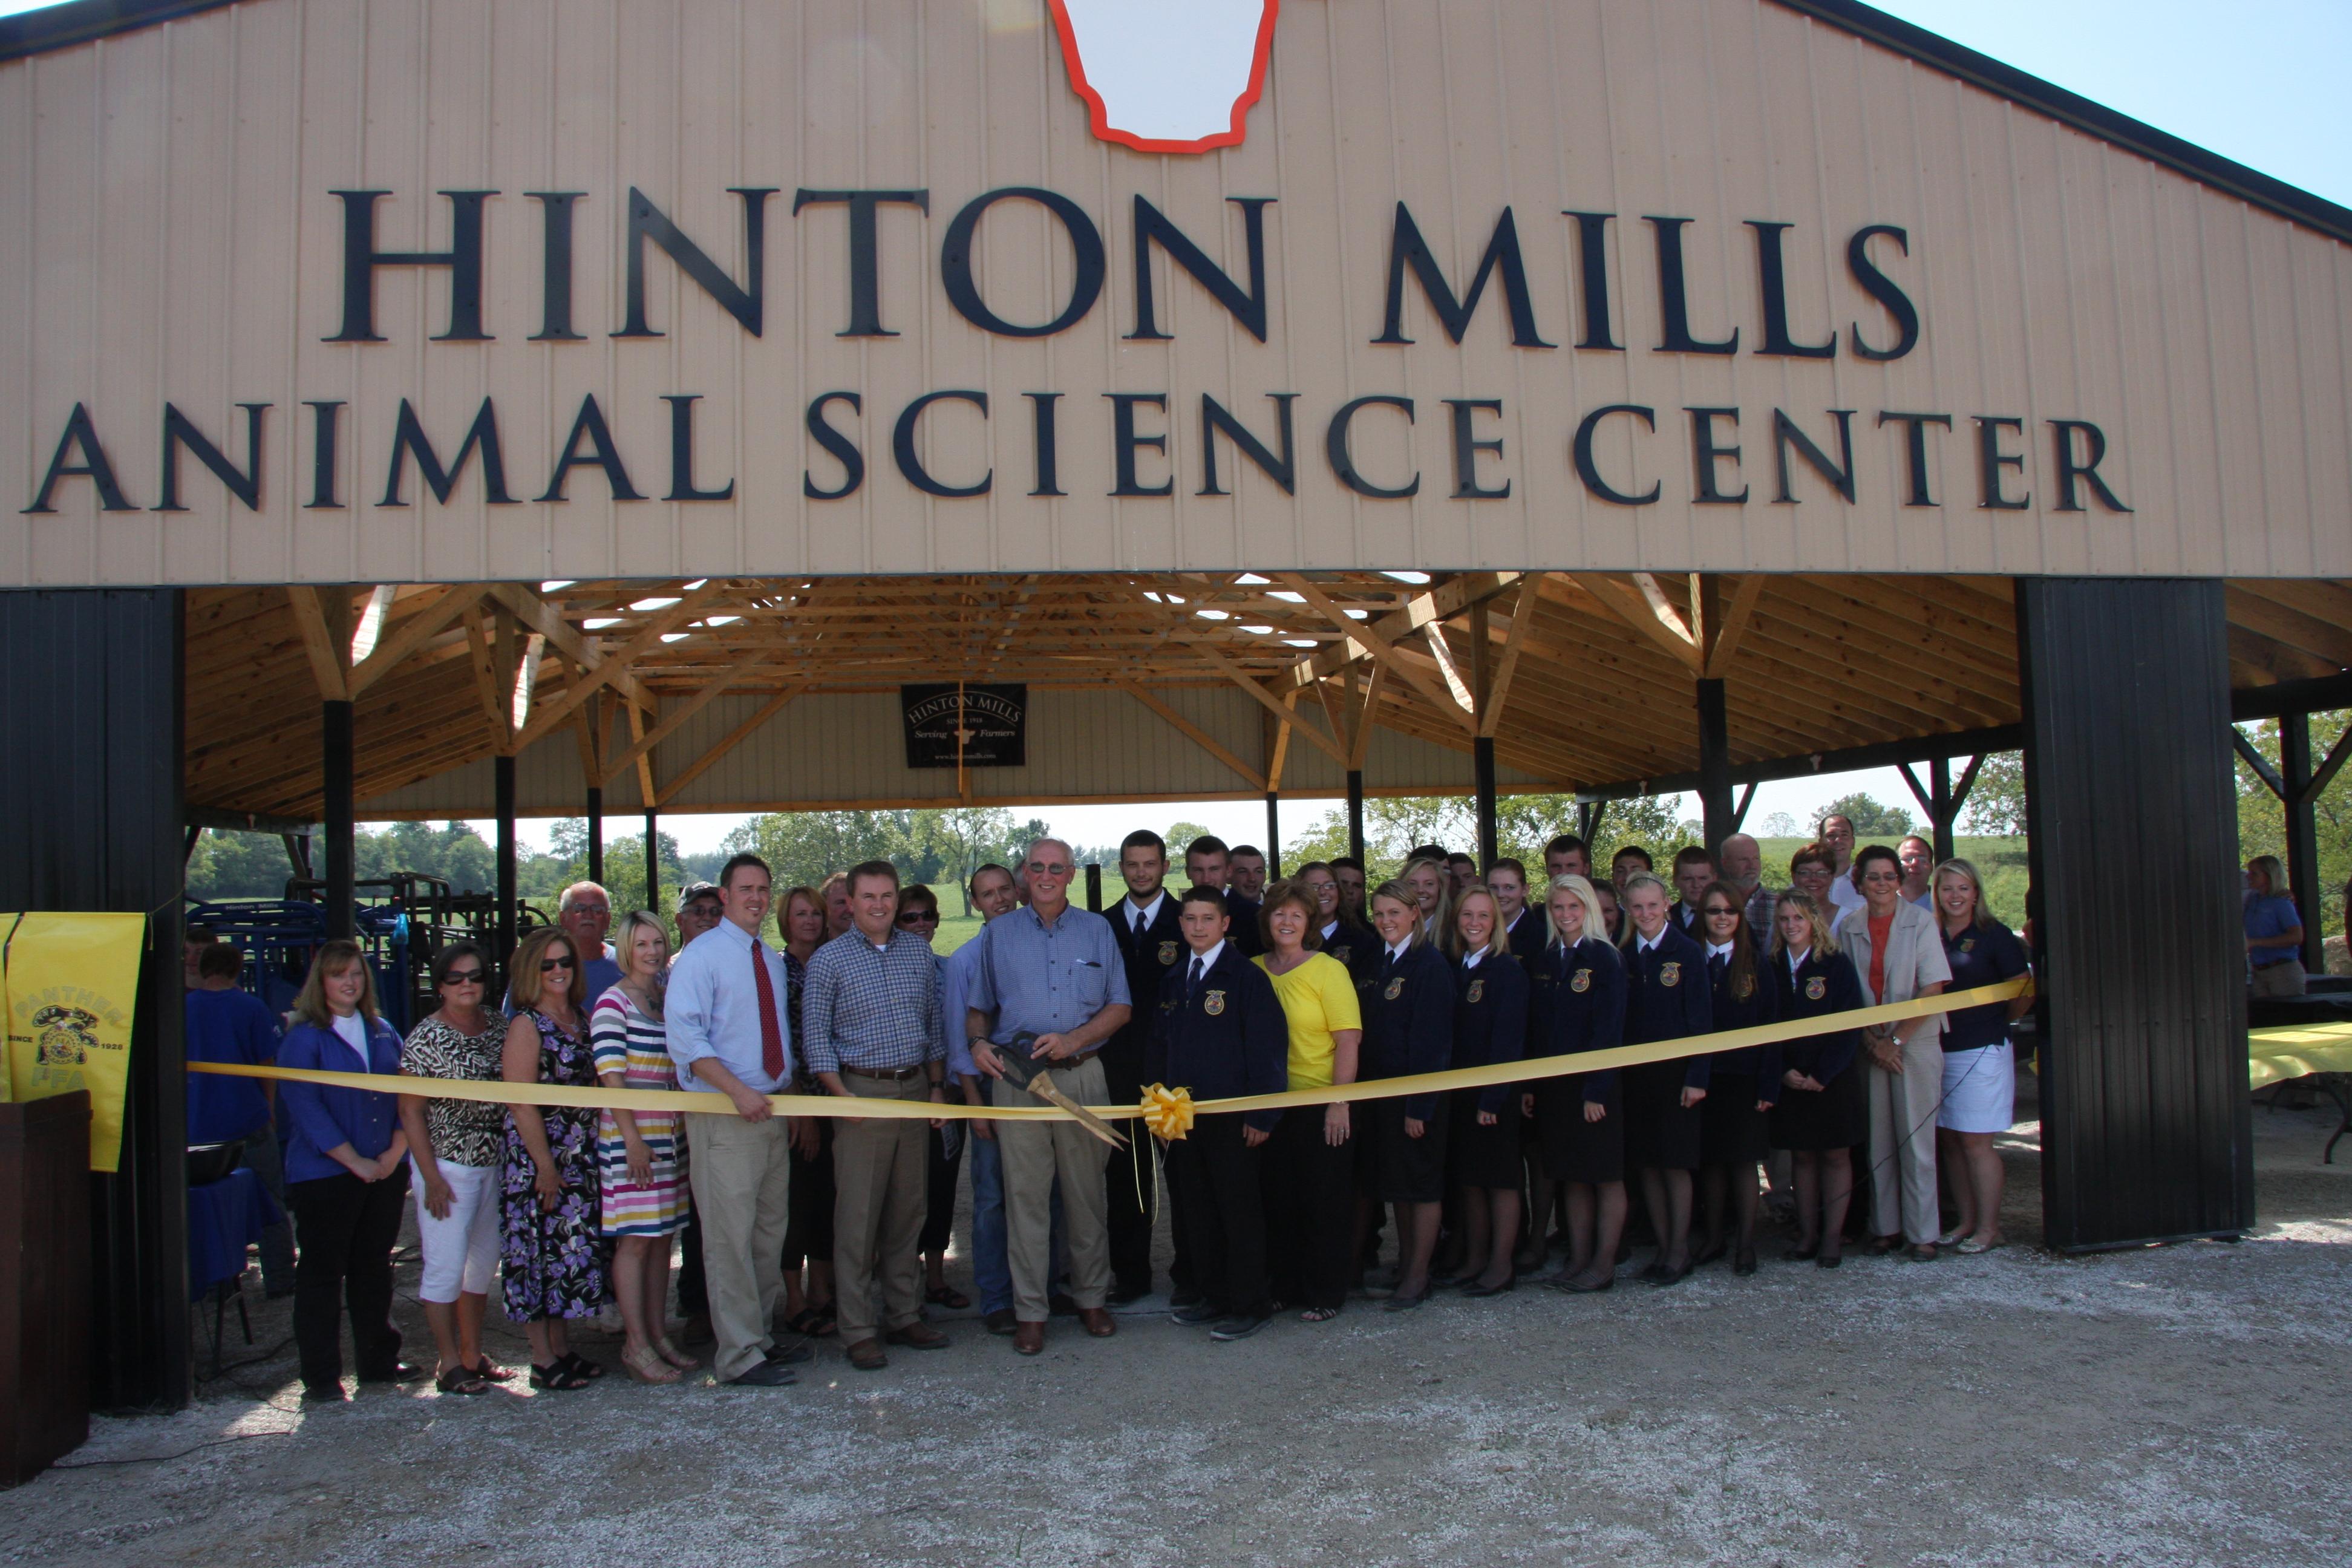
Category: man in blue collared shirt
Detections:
[
  {"x1": 666, "y1": 853, "x2": 806, "y2": 1387},
  {"x1": 946, "y1": 862, "x2": 1025, "y2": 1333},
  {"x1": 802, "y1": 860, "x2": 949, "y2": 1370},
  {"x1": 964, "y1": 838, "x2": 1131, "y2": 1354}
]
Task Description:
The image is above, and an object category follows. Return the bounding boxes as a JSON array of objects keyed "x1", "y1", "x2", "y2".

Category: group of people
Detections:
[{"x1": 184, "y1": 811, "x2": 2036, "y2": 1403}]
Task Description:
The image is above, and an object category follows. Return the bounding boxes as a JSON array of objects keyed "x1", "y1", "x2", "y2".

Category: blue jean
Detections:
[{"x1": 970, "y1": 1131, "x2": 1065, "y2": 1316}]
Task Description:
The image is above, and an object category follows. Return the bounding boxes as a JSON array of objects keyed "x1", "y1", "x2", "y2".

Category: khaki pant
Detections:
[
  {"x1": 686, "y1": 1112, "x2": 793, "y2": 1382},
  {"x1": 2251, "y1": 958, "x2": 2306, "y2": 998},
  {"x1": 991, "y1": 1056, "x2": 1112, "y2": 1322},
  {"x1": 1864, "y1": 1031, "x2": 1945, "y2": 1245},
  {"x1": 829, "y1": 1071, "x2": 933, "y2": 1344}
]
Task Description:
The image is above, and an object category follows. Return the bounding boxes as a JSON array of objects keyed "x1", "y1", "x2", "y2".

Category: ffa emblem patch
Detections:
[
  {"x1": 1958, "y1": 937, "x2": 1976, "y2": 955},
  {"x1": 1383, "y1": 977, "x2": 1405, "y2": 1001},
  {"x1": 1329, "y1": 944, "x2": 1353, "y2": 966},
  {"x1": 1467, "y1": 978, "x2": 1485, "y2": 1005},
  {"x1": 31, "y1": 1005, "x2": 97, "y2": 1065},
  {"x1": 1158, "y1": 939, "x2": 1180, "y2": 965},
  {"x1": 1659, "y1": 961, "x2": 1682, "y2": 988},
  {"x1": 1570, "y1": 969, "x2": 1592, "y2": 994},
  {"x1": 1805, "y1": 976, "x2": 1828, "y2": 1002},
  {"x1": 1204, "y1": 989, "x2": 1226, "y2": 1016}
]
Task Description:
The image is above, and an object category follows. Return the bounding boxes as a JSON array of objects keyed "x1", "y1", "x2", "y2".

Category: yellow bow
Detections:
[{"x1": 1138, "y1": 1083, "x2": 1195, "y2": 1142}]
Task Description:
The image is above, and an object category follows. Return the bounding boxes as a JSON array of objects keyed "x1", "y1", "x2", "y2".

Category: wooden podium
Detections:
[{"x1": 1, "y1": 1092, "x2": 90, "y2": 1486}]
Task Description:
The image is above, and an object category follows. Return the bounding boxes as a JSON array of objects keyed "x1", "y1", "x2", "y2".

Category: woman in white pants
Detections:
[
  {"x1": 397, "y1": 941, "x2": 512, "y2": 1396},
  {"x1": 1931, "y1": 860, "x2": 2033, "y2": 1253},
  {"x1": 1835, "y1": 846, "x2": 1951, "y2": 1261}
]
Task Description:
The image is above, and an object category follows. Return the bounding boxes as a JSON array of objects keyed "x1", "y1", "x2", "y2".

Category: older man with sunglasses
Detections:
[{"x1": 964, "y1": 838, "x2": 1132, "y2": 1355}]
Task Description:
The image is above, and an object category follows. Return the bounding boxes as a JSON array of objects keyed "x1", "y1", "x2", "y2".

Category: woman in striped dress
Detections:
[{"x1": 593, "y1": 910, "x2": 695, "y2": 1383}]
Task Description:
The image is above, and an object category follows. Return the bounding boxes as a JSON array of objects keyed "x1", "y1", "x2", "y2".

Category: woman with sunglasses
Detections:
[
  {"x1": 500, "y1": 925, "x2": 610, "y2": 1390},
  {"x1": 895, "y1": 884, "x2": 971, "y2": 1312},
  {"x1": 397, "y1": 940, "x2": 512, "y2": 1396},
  {"x1": 779, "y1": 884, "x2": 838, "y2": 1338},
  {"x1": 1691, "y1": 882, "x2": 1777, "y2": 1276},
  {"x1": 593, "y1": 912, "x2": 696, "y2": 1383}
]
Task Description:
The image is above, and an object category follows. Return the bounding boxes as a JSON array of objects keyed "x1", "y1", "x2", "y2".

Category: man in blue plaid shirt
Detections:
[{"x1": 802, "y1": 860, "x2": 950, "y2": 1371}]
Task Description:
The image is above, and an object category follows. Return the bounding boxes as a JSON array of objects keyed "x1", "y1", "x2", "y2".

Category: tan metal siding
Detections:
[{"x1": 5, "y1": 0, "x2": 2350, "y2": 586}]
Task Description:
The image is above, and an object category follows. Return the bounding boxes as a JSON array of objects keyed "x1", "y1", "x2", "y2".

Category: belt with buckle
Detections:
[{"x1": 841, "y1": 1063, "x2": 927, "y2": 1082}]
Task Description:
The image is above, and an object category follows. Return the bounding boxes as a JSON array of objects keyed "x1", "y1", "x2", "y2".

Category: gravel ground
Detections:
[{"x1": 5, "y1": 1083, "x2": 2348, "y2": 1568}]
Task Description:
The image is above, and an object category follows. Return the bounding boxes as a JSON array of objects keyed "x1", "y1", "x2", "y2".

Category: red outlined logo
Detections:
[{"x1": 1048, "y1": 0, "x2": 1279, "y2": 155}]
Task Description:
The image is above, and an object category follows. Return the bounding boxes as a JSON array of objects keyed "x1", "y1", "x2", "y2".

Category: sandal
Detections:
[
  {"x1": 806, "y1": 1303, "x2": 838, "y2": 1337},
  {"x1": 1298, "y1": 1306, "x2": 1341, "y2": 1323},
  {"x1": 529, "y1": 1361, "x2": 591, "y2": 1391},
  {"x1": 469, "y1": 1359, "x2": 514, "y2": 1383},
  {"x1": 557, "y1": 1351, "x2": 606, "y2": 1381},
  {"x1": 434, "y1": 1365, "x2": 490, "y2": 1396},
  {"x1": 622, "y1": 1345, "x2": 682, "y2": 1385},
  {"x1": 655, "y1": 1336, "x2": 699, "y2": 1370},
  {"x1": 782, "y1": 1309, "x2": 825, "y2": 1337},
  {"x1": 925, "y1": 1284, "x2": 972, "y2": 1310}
]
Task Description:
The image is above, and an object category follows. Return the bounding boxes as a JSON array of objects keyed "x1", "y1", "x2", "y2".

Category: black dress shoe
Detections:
[
  {"x1": 301, "y1": 1384, "x2": 348, "y2": 1405},
  {"x1": 727, "y1": 1360, "x2": 799, "y2": 1387},
  {"x1": 1690, "y1": 1241, "x2": 1728, "y2": 1269},
  {"x1": 1561, "y1": 1274, "x2": 1612, "y2": 1294},
  {"x1": 1460, "y1": 1276, "x2": 1516, "y2": 1299},
  {"x1": 1817, "y1": 1253, "x2": 1843, "y2": 1270},
  {"x1": 1209, "y1": 1313, "x2": 1270, "y2": 1342},
  {"x1": 982, "y1": 1308, "x2": 1018, "y2": 1336},
  {"x1": 1733, "y1": 1248, "x2": 1757, "y2": 1276},
  {"x1": 1172, "y1": 1301, "x2": 1224, "y2": 1327},
  {"x1": 359, "y1": 1362, "x2": 424, "y2": 1383},
  {"x1": 1105, "y1": 1283, "x2": 1152, "y2": 1308},
  {"x1": 1646, "y1": 1262, "x2": 1691, "y2": 1289},
  {"x1": 765, "y1": 1341, "x2": 814, "y2": 1366},
  {"x1": 1168, "y1": 1288, "x2": 1206, "y2": 1312},
  {"x1": 1786, "y1": 1243, "x2": 1820, "y2": 1262}
]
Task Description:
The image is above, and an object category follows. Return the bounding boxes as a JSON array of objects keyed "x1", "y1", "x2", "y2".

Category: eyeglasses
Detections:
[
  {"x1": 1029, "y1": 863, "x2": 1074, "y2": 877},
  {"x1": 1702, "y1": 906, "x2": 1739, "y2": 919},
  {"x1": 441, "y1": 969, "x2": 486, "y2": 985},
  {"x1": 540, "y1": 955, "x2": 575, "y2": 972},
  {"x1": 1861, "y1": 871, "x2": 1901, "y2": 886}
]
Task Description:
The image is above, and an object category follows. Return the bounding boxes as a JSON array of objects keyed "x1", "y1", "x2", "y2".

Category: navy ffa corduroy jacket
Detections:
[
  {"x1": 1451, "y1": 950, "x2": 1529, "y2": 1117},
  {"x1": 1359, "y1": 938, "x2": 1455, "y2": 1122},
  {"x1": 1151, "y1": 942, "x2": 1290, "y2": 1132},
  {"x1": 1620, "y1": 923, "x2": 1716, "y2": 1091},
  {"x1": 1759, "y1": 947, "x2": 1865, "y2": 1106},
  {"x1": 1530, "y1": 936, "x2": 1626, "y2": 1106}
]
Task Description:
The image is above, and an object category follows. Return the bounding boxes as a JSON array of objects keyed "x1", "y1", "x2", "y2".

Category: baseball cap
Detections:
[{"x1": 675, "y1": 881, "x2": 721, "y2": 912}]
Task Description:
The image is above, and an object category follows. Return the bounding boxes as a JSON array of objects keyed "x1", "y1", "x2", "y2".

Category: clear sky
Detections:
[{"x1": 9, "y1": 0, "x2": 2339, "y2": 853}]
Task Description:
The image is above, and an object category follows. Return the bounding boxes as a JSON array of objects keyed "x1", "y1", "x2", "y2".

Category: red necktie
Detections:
[{"x1": 750, "y1": 939, "x2": 785, "y2": 1080}]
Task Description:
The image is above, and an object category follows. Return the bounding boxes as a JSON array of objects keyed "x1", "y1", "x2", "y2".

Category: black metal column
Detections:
[
  {"x1": 1264, "y1": 792, "x2": 1282, "y2": 878},
  {"x1": 2279, "y1": 712, "x2": 2324, "y2": 973},
  {"x1": 1930, "y1": 757, "x2": 1956, "y2": 864},
  {"x1": 1696, "y1": 678, "x2": 1733, "y2": 852},
  {"x1": 494, "y1": 754, "x2": 518, "y2": 968},
  {"x1": 321, "y1": 699, "x2": 355, "y2": 939},
  {"x1": 2017, "y1": 578, "x2": 2251, "y2": 1250},
  {"x1": 1472, "y1": 737, "x2": 1498, "y2": 869},
  {"x1": 644, "y1": 809, "x2": 660, "y2": 914},
  {"x1": 585, "y1": 785, "x2": 604, "y2": 888},
  {"x1": 1345, "y1": 770, "x2": 1365, "y2": 865},
  {"x1": 0, "y1": 589, "x2": 190, "y2": 1411}
]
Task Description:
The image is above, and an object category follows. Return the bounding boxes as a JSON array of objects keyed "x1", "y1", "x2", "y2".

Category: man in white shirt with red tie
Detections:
[{"x1": 667, "y1": 852, "x2": 809, "y2": 1387}]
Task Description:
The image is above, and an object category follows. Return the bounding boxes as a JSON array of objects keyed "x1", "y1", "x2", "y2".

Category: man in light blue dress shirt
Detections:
[
  {"x1": 964, "y1": 839, "x2": 1131, "y2": 1354},
  {"x1": 667, "y1": 853, "x2": 807, "y2": 1387}
]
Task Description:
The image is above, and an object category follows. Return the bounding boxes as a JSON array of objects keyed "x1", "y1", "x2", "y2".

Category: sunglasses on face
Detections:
[
  {"x1": 441, "y1": 969, "x2": 486, "y2": 986},
  {"x1": 897, "y1": 910, "x2": 939, "y2": 924},
  {"x1": 1861, "y1": 872, "x2": 1901, "y2": 885},
  {"x1": 540, "y1": 955, "x2": 575, "y2": 973},
  {"x1": 1029, "y1": 863, "x2": 1073, "y2": 877},
  {"x1": 1704, "y1": 906, "x2": 1739, "y2": 918}
]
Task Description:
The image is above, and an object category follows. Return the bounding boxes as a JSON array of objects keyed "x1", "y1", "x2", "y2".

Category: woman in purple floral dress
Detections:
[{"x1": 500, "y1": 926, "x2": 610, "y2": 1390}]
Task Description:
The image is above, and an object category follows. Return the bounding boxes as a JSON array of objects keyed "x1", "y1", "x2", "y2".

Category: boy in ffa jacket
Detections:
[{"x1": 1152, "y1": 886, "x2": 1290, "y2": 1341}]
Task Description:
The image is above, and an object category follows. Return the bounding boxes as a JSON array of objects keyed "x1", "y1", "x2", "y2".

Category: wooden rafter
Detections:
[
  {"x1": 1278, "y1": 572, "x2": 1476, "y2": 736},
  {"x1": 1478, "y1": 584, "x2": 1541, "y2": 739},
  {"x1": 599, "y1": 645, "x2": 768, "y2": 787},
  {"x1": 284, "y1": 586, "x2": 349, "y2": 701},
  {"x1": 1117, "y1": 681, "x2": 1266, "y2": 791},
  {"x1": 1572, "y1": 573, "x2": 1704, "y2": 673},
  {"x1": 655, "y1": 685, "x2": 806, "y2": 807},
  {"x1": 1702, "y1": 574, "x2": 1768, "y2": 680},
  {"x1": 347, "y1": 584, "x2": 475, "y2": 697}
]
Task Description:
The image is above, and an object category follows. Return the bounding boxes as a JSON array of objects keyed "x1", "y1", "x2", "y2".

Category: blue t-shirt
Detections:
[
  {"x1": 183, "y1": 986, "x2": 283, "y2": 1143},
  {"x1": 2244, "y1": 894, "x2": 2302, "y2": 969},
  {"x1": 1939, "y1": 920, "x2": 2030, "y2": 1053}
]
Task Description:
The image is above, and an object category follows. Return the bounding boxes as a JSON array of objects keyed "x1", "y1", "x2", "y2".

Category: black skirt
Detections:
[
  {"x1": 1698, "y1": 1070, "x2": 1771, "y2": 1166},
  {"x1": 1623, "y1": 1059, "x2": 1704, "y2": 1171},
  {"x1": 1362, "y1": 1094, "x2": 1450, "y2": 1203},
  {"x1": 1534, "y1": 1072, "x2": 1624, "y2": 1186},
  {"x1": 1446, "y1": 1092, "x2": 1522, "y2": 1189},
  {"x1": 1768, "y1": 1063, "x2": 1867, "y2": 1152}
]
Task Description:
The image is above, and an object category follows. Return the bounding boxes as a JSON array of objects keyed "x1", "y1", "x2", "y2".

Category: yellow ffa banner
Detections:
[{"x1": 2, "y1": 912, "x2": 147, "y2": 1172}]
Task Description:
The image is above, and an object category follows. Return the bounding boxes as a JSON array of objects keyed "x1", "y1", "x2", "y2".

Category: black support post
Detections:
[
  {"x1": 2017, "y1": 578, "x2": 2252, "y2": 1250},
  {"x1": 1696, "y1": 678, "x2": 1733, "y2": 852},
  {"x1": 0, "y1": 589, "x2": 191, "y2": 1412},
  {"x1": 1264, "y1": 792, "x2": 1282, "y2": 878},
  {"x1": 1084, "y1": 863, "x2": 1102, "y2": 913},
  {"x1": 1473, "y1": 737, "x2": 1499, "y2": 869},
  {"x1": 644, "y1": 809, "x2": 659, "y2": 914},
  {"x1": 1346, "y1": 769, "x2": 1365, "y2": 865},
  {"x1": 586, "y1": 785, "x2": 604, "y2": 889},
  {"x1": 321, "y1": 699, "x2": 355, "y2": 938},
  {"x1": 494, "y1": 754, "x2": 518, "y2": 969},
  {"x1": 1930, "y1": 757, "x2": 1956, "y2": 864},
  {"x1": 2279, "y1": 712, "x2": 2324, "y2": 973}
]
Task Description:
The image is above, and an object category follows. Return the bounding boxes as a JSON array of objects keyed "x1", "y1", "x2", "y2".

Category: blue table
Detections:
[{"x1": 188, "y1": 1165, "x2": 282, "y2": 1300}]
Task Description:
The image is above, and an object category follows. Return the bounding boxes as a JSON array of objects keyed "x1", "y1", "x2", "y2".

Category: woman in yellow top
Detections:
[{"x1": 1255, "y1": 879, "x2": 1363, "y2": 1322}]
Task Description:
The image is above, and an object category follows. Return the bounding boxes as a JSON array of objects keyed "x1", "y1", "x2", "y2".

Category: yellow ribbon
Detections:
[
  {"x1": 1137, "y1": 1083, "x2": 1197, "y2": 1141},
  {"x1": 2247, "y1": 1019, "x2": 2352, "y2": 1088},
  {"x1": 189, "y1": 975, "x2": 2033, "y2": 1120}
]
